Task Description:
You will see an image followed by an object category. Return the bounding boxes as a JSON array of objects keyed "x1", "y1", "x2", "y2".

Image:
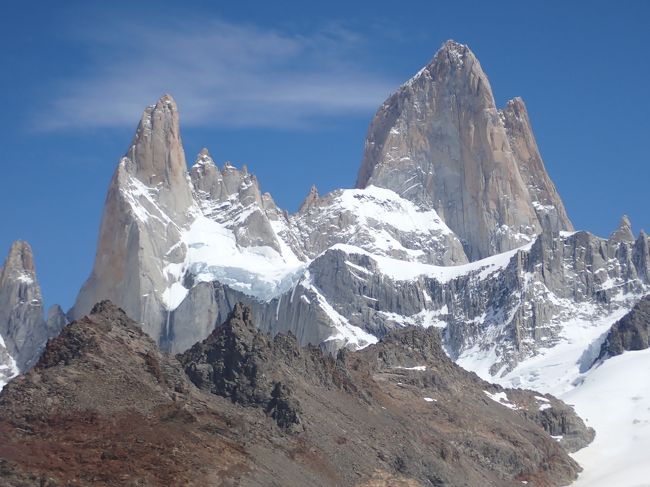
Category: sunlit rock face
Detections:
[{"x1": 357, "y1": 40, "x2": 572, "y2": 260}]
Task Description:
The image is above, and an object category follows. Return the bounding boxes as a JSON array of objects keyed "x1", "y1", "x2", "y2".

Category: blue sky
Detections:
[{"x1": 1, "y1": 0, "x2": 649, "y2": 312}]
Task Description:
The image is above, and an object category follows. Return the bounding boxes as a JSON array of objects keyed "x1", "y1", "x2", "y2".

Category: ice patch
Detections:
[
  {"x1": 484, "y1": 390, "x2": 519, "y2": 410},
  {"x1": 162, "y1": 214, "x2": 307, "y2": 308},
  {"x1": 395, "y1": 365, "x2": 427, "y2": 371},
  {"x1": 330, "y1": 241, "x2": 533, "y2": 283}
]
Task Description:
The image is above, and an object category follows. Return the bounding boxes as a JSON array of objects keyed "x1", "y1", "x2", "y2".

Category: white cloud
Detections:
[{"x1": 39, "y1": 18, "x2": 398, "y2": 130}]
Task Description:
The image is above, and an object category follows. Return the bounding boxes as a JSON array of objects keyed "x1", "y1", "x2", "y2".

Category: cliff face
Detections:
[
  {"x1": 72, "y1": 95, "x2": 195, "y2": 340},
  {"x1": 357, "y1": 40, "x2": 572, "y2": 260},
  {"x1": 500, "y1": 97, "x2": 573, "y2": 234}
]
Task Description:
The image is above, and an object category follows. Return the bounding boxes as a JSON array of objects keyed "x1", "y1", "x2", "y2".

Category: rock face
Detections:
[
  {"x1": 72, "y1": 95, "x2": 195, "y2": 340},
  {"x1": 609, "y1": 215, "x2": 636, "y2": 244},
  {"x1": 0, "y1": 241, "x2": 65, "y2": 383},
  {"x1": 500, "y1": 97, "x2": 573, "y2": 235},
  {"x1": 356, "y1": 40, "x2": 572, "y2": 260},
  {"x1": 597, "y1": 295, "x2": 650, "y2": 360},
  {"x1": 0, "y1": 302, "x2": 590, "y2": 486},
  {"x1": 167, "y1": 224, "x2": 650, "y2": 376},
  {"x1": 70, "y1": 94, "x2": 472, "y2": 356}
]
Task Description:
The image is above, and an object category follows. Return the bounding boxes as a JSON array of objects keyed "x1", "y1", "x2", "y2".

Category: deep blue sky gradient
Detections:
[{"x1": 1, "y1": 0, "x2": 648, "y2": 311}]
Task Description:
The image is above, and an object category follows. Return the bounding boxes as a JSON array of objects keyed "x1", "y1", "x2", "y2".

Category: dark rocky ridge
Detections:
[
  {"x1": 597, "y1": 294, "x2": 650, "y2": 361},
  {"x1": 1, "y1": 301, "x2": 592, "y2": 486}
]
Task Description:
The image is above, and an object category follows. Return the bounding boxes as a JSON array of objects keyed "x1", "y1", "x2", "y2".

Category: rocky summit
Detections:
[
  {"x1": 357, "y1": 40, "x2": 572, "y2": 261},
  {"x1": 0, "y1": 302, "x2": 592, "y2": 486}
]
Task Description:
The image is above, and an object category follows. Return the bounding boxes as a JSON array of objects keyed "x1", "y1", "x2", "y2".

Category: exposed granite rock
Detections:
[
  {"x1": 0, "y1": 241, "x2": 65, "y2": 378},
  {"x1": 356, "y1": 40, "x2": 572, "y2": 260},
  {"x1": 298, "y1": 184, "x2": 320, "y2": 213},
  {"x1": 72, "y1": 94, "x2": 195, "y2": 340},
  {"x1": 124, "y1": 94, "x2": 194, "y2": 219},
  {"x1": 68, "y1": 83, "x2": 647, "y2": 381},
  {"x1": 609, "y1": 215, "x2": 635, "y2": 244},
  {"x1": 189, "y1": 149, "x2": 302, "y2": 258},
  {"x1": 45, "y1": 305, "x2": 68, "y2": 338},
  {"x1": 500, "y1": 97, "x2": 573, "y2": 234},
  {"x1": 162, "y1": 222, "x2": 650, "y2": 379}
]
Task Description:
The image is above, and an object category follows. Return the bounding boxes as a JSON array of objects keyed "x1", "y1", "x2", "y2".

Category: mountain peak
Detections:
[
  {"x1": 404, "y1": 40, "x2": 478, "y2": 89},
  {"x1": 298, "y1": 184, "x2": 320, "y2": 213},
  {"x1": 193, "y1": 148, "x2": 215, "y2": 168},
  {"x1": 0, "y1": 239, "x2": 63, "y2": 375},
  {"x1": 610, "y1": 214, "x2": 635, "y2": 243},
  {"x1": 358, "y1": 39, "x2": 572, "y2": 259},
  {"x1": 437, "y1": 39, "x2": 472, "y2": 65},
  {"x1": 3, "y1": 240, "x2": 35, "y2": 275},
  {"x1": 422, "y1": 39, "x2": 481, "y2": 76},
  {"x1": 155, "y1": 93, "x2": 177, "y2": 109},
  {"x1": 125, "y1": 94, "x2": 186, "y2": 188}
]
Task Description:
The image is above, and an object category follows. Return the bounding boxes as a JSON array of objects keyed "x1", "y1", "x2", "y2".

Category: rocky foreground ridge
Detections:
[{"x1": 0, "y1": 301, "x2": 592, "y2": 486}]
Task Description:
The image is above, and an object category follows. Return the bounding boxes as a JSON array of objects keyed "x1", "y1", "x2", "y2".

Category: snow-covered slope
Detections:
[
  {"x1": 477, "y1": 338, "x2": 650, "y2": 486},
  {"x1": 565, "y1": 348, "x2": 650, "y2": 486},
  {"x1": 292, "y1": 185, "x2": 468, "y2": 265},
  {"x1": 43, "y1": 43, "x2": 650, "y2": 487},
  {"x1": 0, "y1": 334, "x2": 19, "y2": 389},
  {"x1": 164, "y1": 212, "x2": 306, "y2": 307},
  {"x1": 455, "y1": 294, "x2": 650, "y2": 486}
]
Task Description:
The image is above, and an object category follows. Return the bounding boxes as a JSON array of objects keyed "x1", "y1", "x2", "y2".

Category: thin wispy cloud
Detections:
[{"x1": 38, "y1": 18, "x2": 398, "y2": 130}]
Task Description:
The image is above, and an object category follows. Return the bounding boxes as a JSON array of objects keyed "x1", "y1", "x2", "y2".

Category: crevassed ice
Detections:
[{"x1": 168, "y1": 214, "x2": 307, "y2": 307}]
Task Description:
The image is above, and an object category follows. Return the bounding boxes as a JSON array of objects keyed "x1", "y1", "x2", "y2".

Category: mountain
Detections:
[
  {"x1": 356, "y1": 40, "x2": 572, "y2": 260},
  {"x1": 72, "y1": 95, "x2": 195, "y2": 341},
  {"x1": 0, "y1": 38, "x2": 648, "y2": 484},
  {"x1": 0, "y1": 241, "x2": 66, "y2": 387},
  {"x1": 67, "y1": 42, "x2": 648, "y2": 381},
  {"x1": 69, "y1": 92, "x2": 473, "y2": 354},
  {"x1": 0, "y1": 301, "x2": 592, "y2": 486}
]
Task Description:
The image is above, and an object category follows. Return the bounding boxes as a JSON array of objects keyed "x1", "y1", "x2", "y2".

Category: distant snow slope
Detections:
[
  {"x1": 467, "y1": 310, "x2": 650, "y2": 487},
  {"x1": 330, "y1": 241, "x2": 532, "y2": 283},
  {"x1": 565, "y1": 349, "x2": 650, "y2": 487}
]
